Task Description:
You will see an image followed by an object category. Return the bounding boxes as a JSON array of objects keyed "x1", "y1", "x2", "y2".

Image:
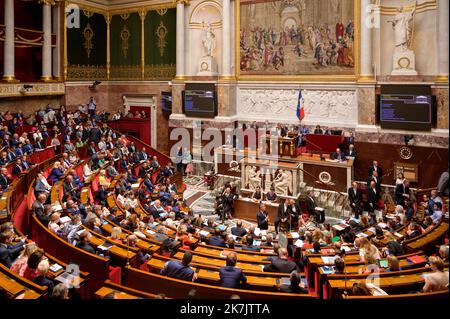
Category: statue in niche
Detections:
[
  {"x1": 387, "y1": 2, "x2": 417, "y2": 52},
  {"x1": 247, "y1": 166, "x2": 262, "y2": 190},
  {"x1": 201, "y1": 22, "x2": 216, "y2": 57},
  {"x1": 272, "y1": 169, "x2": 291, "y2": 195}
]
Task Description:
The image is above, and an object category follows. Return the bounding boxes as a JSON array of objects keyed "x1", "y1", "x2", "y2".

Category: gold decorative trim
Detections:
[
  {"x1": 120, "y1": 13, "x2": 130, "y2": 20},
  {"x1": 66, "y1": 1, "x2": 176, "y2": 16},
  {"x1": 83, "y1": 10, "x2": 94, "y2": 18},
  {"x1": 67, "y1": 64, "x2": 107, "y2": 80},
  {"x1": 83, "y1": 23, "x2": 94, "y2": 58},
  {"x1": 120, "y1": 25, "x2": 130, "y2": 59},
  {"x1": 105, "y1": 14, "x2": 111, "y2": 81},
  {"x1": 110, "y1": 65, "x2": 141, "y2": 80},
  {"x1": 40, "y1": 76, "x2": 55, "y2": 82},
  {"x1": 435, "y1": 75, "x2": 449, "y2": 83},
  {"x1": 156, "y1": 21, "x2": 168, "y2": 57},
  {"x1": 16, "y1": 33, "x2": 43, "y2": 43},
  {"x1": 380, "y1": 0, "x2": 437, "y2": 15},
  {"x1": 144, "y1": 64, "x2": 176, "y2": 80},
  {"x1": 0, "y1": 82, "x2": 65, "y2": 97},
  {"x1": 2, "y1": 76, "x2": 19, "y2": 83},
  {"x1": 140, "y1": 9, "x2": 146, "y2": 80},
  {"x1": 157, "y1": 8, "x2": 168, "y2": 16}
]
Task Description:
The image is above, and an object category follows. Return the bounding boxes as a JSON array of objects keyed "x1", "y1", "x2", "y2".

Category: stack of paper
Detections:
[
  {"x1": 290, "y1": 232, "x2": 300, "y2": 239},
  {"x1": 59, "y1": 216, "x2": 71, "y2": 224},
  {"x1": 49, "y1": 263, "x2": 63, "y2": 272},
  {"x1": 146, "y1": 229, "x2": 156, "y2": 235},
  {"x1": 294, "y1": 239, "x2": 304, "y2": 248},
  {"x1": 356, "y1": 232, "x2": 368, "y2": 238},
  {"x1": 321, "y1": 256, "x2": 336, "y2": 264},
  {"x1": 378, "y1": 222, "x2": 388, "y2": 229},
  {"x1": 333, "y1": 224, "x2": 346, "y2": 231},
  {"x1": 199, "y1": 230, "x2": 210, "y2": 237}
]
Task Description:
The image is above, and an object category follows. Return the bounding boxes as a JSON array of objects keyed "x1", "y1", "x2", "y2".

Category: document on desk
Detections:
[
  {"x1": 49, "y1": 263, "x2": 63, "y2": 272},
  {"x1": 59, "y1": 216, "x2": 71, "y2": 224},
  {"x1": 98, "y1": 242, "x2": 113, "y2": 251},
  {"x1": 199, "y1": 230, "x2": 210, "y2": 237},
  {"x1": 333, "y1": 224, "x2": 346, "y2": 231},
  {"x1": 294, "y1": 239, "x2": 304, "y2": 248},
  {"x1": 356, "y1": 232, "x2": 368, "y2": 238},
  {"x1": 321, "y1": 256, "x2": 336, "y2": 264},
  {"x1": 290, "y1": 232, "x2": 300, "y2": 239}
]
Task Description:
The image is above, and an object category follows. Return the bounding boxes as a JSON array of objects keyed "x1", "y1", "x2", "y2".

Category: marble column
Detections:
[
  {"x1": 175, "y1": 1, "x2": 185, "y2": 79},
  {"x1": 436, "y1": 0, "x2": 449, "y2": 82},
  {"x1": 42, "y1": 2, "x2": 53, "y2": 81},
  {"x1": 221, "y1": 0, "x2": 231, "y2": 77},
  {"x1": 359, "y1": 0, "x2": 373, "y2": 81},
  {"x1": 52, "y1": 4, "x2": 61, "y2": 80},
  {"x1": 2, "y1": 0, "x2": 15, "y2": 81}
]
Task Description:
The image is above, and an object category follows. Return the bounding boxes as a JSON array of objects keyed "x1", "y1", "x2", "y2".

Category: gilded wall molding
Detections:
[
  {"x1": 0, "y1": 83, "x2": 65, "y2": 98},
  {"x1": 144, "y1": 64, "x2": 176, "y2": 80},
  {"x1": 67, "y1": 64, "x2": 107, "y2": 80}
]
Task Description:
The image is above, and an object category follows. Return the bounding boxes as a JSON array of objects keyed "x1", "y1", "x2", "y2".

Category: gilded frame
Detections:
[{"x1": 234, "y1": 0, "x2": 361, "y2": 82}]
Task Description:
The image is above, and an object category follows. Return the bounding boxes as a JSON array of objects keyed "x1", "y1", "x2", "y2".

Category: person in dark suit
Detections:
[
  {"x1": 0, "y1": 231, "x2": 26, "y2": 268},
  {"x1": 367, "y1": 171, "x2": 381, "y2": 193},
  {"x1": 87, "y1": 142, "x2": 97, "y2": 157},
  {"x1": 331, "y1": 148, "x2": 345, "y2": 161},
  {"x1": 75, "y1": 231, "x2": 96, "y2": 254},
  {"x1": 89, "y1": 125, "x2": 101, "y2": 144},
  {"x1": 32, "y1": 194, "x2": 48, "y2": 224},
  {"x1": 208, "y1": 228, "x2": 227, "y2": 248},
  {"x1": 221, "y1": 187, "x2": 235, "y2": 220},
  {"x1": 263, "y1": 248, "x2": 298, "y2": 273},
  {"x1": 119, "y1": 155, "x2": 129, "y2": 172},
  {"x1": 230, "y1": 220, "x2": 247, "y2": 238},
  {"x1": 34, "y1": 138, "x2": 45, "y2": 151},
  {"x1": 160, "y1": 251, "x2": 196, "y2": 281},
  {"x1": 348, "y1": 181, "x2": 363, "y2": 218},
  {"x1": 219, "y1": 252, "x2": 247, "y2": 288},
  {"x1": 305, "y1": 191, "x2": 325, "y2": 223},
  {"x1": 242, "y1": 235, "x2": 261, "y2": 252},
  {"x1": 395, "y1": 180, "x2": 410, "y2": 206},
  {"x1": 0, "y1": 167, "x2": 11, "y2": 190},
  {"x1": 138, "y1": 147, "x2": 149, "y2": 161},
  {"x1": 47, "y1": 163, "x2": 64, "y2": 184},
  {"x1": 368, "y1": 160, "x2": 383, "y2": 181},
  {"x1": 344, "y1": 132, "x2": 355, "y2": 148},
  {"x1": 143, "y1": 173, "x2": 154, "y2": 193},
  {"x1": 33, "y1": 259, "x2": 54, "y2": 295},
  {"x1": 95, "y1": 184, "x2": 109, "y2": 206},
  {"x1": 138, "y1": 162, "x2": 151, "y2": 179},
  {"x1": 275, "y1": 198, "x2": 291, "y2": 234},
  {"x1": 367, "y1": 180, "x2": 379, "y2": 214},
  {"x1": 20, "y1": 155, "x2": 33, "y2": 171},
  {"x1": 257, "y1": 204, "x2": 270, "y2": 231},
  {"x1": 345, "y1": 144, "x2": 357, "y2": 159},
  {"x1": 279, "y1": 271, "x2": 308, "y2": 294},
  {"x1": 313, "y1": 125, "x2": 323, "y2": 134}
]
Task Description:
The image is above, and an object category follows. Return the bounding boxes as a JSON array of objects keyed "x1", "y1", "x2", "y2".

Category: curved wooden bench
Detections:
[{"x1": 123, "y1": 266, "x2": 315, "y2": 299}]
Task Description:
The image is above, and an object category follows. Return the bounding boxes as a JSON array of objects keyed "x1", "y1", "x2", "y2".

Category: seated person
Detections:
[
  {"x1": 252, "y1": 186, "x2": 263, "y2": 200},
  {"x1": 0, "y1": 230, "x2": 26, "y2": 268},
  {"x1": 279, "y1": 271, "x2": 308, "y2": 294},
  {"x1": 33, "y1": 259, "x2": 54, "y2": 295},
  {"x1": 75, "y1": 231, "x2": 96, "y2": 254},
  {"x1": 208, "y1": 228, "x2": 227, "y2": 248},
  {"x1": 345, "y1": 144, "x2": 357, "y2": 160},
  {"x1": 219, "y1": 252, "x2": 247, "y2": 289},
  {"x1": 263, "y1": 248, "x2": 297, "y2": 273},
  {"x1": 266, "y1": 187, "x2": 277, "y2": 202},
  {"x1": 422, "y1": 256, "x2": 449, "y2": 292},
  {"x1": 331, "y1": 148, "x2": 345, "y2": 161},
  {"x1": 241, "y1": 235, "x2": 261, "y2": 252},
  {"x1": 431, "y1": 202, "x2": 443, "y2": 224},
  {"x1": 160, "y1": 251, "x2": 196, "y2": 282},
  {"x1": 351, "y1": 282, "x2": 388, "y2": 296},
  {"x1": 230, "y1": 220, "x2": 247, "y2": 238}
]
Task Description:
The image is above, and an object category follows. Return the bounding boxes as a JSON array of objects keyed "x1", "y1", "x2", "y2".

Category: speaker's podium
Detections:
[{"x1": 259, "y1": 134, "x2": 300, "y2": 158}]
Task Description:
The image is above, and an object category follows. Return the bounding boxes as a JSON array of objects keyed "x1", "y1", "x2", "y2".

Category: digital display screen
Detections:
[
  {"x1": 183, "y1": 90, "x2": 216, "y2": 118},
  {"x1": 379, "y1": 85, "x2": 433, "y2": 131},
  {"x1": 161, "y1": 92, "x2": 172, "y2": 113}
]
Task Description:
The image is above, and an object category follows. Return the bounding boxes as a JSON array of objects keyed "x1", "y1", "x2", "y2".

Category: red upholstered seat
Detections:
[{"x1": 108, "y1": 266, "x2": 122, "y2": 285}]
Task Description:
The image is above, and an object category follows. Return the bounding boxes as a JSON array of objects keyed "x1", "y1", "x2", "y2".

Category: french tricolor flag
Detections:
[{"x1": 296, "y1": 90, "x2": 304, "y2": 121}]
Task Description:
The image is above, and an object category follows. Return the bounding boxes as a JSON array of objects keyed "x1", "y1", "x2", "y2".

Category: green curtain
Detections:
[
  {"x1": 67, "y1": 12, "x2": 107, "y2": 80},
  {"x1": 144, "y1": 8, "x2": 176, "y2": 79},
  {"x1": 110, "y1": 12, "x2": 141, "y2": 80}
]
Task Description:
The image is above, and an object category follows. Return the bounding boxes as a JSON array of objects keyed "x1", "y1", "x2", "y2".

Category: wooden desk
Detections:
[
  {"x1": 0, "y1": 271, "x2": 41, "y2": 299},
  {"x1": 260, "y1": 135, "x2": 300, "y2": 158},
  {"x1": 234, "y1": 198, "x2": 278, "y2": 225},
  {"x1": 95, "y1": 286, "x2": 140, "y2": 299}
]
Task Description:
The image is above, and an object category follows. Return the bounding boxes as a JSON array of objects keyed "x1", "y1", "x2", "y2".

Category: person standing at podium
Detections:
[{"x1": 313, "y1": 125, "x2": 324, "y2": 134}]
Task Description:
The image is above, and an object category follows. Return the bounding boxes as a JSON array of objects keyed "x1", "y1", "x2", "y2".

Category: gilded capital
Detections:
[
  {"x1": 174, "y1": 0, "x2": 190, "y2": 6},
  {"x1": 38, "y1": 0, "x2": 56, "y2": 6}
]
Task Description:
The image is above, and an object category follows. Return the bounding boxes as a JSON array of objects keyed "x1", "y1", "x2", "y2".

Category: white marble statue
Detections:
[
  {"x1": 247, "y1": 166, "x2": 262, "y2": 190},
  {"x1": 387, "y1": 2, "x2": 417, "y2": 52},
  {"x1": 202, "y1": 22, "x2": 216, "y2": 57},
  {"x1": 272, "y1": 169, "x2": 291, "y2": 195}
]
